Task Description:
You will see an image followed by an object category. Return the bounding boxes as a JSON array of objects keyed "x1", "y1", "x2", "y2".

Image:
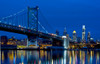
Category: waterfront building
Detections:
[
  {"x1": 17, "y1": 39, "x2": 27, "y2": 46},
  {"x1": 90, "y1": 38, "x2": 95, "y2": 44},
  {"x1": 96, "y1": 40, "x2": 100, "y2": 44},
  {"x1": 62, "y1": 35, "x2": 69, "y2": 49},
  {"x1": 90, "y1": 38, "x2": 93, "y2": 41},
  {"x1": 62, "y1": 27, "x2": 69, "y2": 49},
  {"x1": 73, "y1": 30, "x2": 77, "y2": 42},
  {"x1": 87, "y1": 32, "x2": 91, "y2": 43},
  {"x1": 82, "y1": 25, "x2": 86, "y2": 43},
  {"x1": 1, "y1": 36, "x2": 8, "y2": 45},
  {"x1": 66, "y1": 34, "x2": 69, "y2": 48},
  {"x1": 77, "y1": 37, "x2": 81, "y2": 43},
  {"x1": 7, "y1": 37, "x2": 17, "y2": 45}
]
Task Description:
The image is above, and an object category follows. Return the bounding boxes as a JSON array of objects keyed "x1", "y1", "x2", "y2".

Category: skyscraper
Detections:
[
  {"x1": 62, "y1": 27, "x2": 69, "y2": 49},
  {"x1": 66, "y1": 34, "x2": 69, "y2": 48},
  {"x1": 87, "y1": 32, "x2": 91, "y2": 43},
  {"x1": 62, "y1": 33, "x2": 69, "y2": 49},
  {"x1": 73, "y1": 30, "x2": 77, "y2": 42},
  {"x1": 63, "y1": 27, "x2": 67, "y2": 36},
  {"x1": 82, "y1": 25, "x2": 86, "y2": 43}
]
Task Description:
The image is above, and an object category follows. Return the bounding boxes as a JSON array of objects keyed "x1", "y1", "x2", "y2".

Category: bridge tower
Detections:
[
  {"x1": 27, "y1": 6, "x2": 38, "y2": 31},
  {"x1": 27, "y1": 6, "x2": 39, "y2": 47}
]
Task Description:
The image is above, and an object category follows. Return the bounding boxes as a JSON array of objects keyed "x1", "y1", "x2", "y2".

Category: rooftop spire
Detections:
[{"x1": 63, "y1": 27, "x2": 67, "y2": 36}]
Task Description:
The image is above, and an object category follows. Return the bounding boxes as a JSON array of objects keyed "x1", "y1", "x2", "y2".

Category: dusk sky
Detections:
[{"x1": 0, "y1": 0, "x2": 100, "y2": 40}]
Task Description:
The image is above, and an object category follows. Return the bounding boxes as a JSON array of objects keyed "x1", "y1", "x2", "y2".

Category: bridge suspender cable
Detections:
[
  {"x1": 38, "y1": 21, "x2": 48, "y2": 33},
  {"x1": 39, "y1": 9, "x2": 54, "y2": 32},
  {"x1": 0, "y1": 8, "x2": 26, "y2": 27},
  {"x1": 31, "y1": 13, "x2": 48, "y2": 33}
]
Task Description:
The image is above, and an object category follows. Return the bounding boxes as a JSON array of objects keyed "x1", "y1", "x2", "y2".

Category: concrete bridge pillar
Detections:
[
  {"x1": 27, "y1": 35, "x2": 38, "y2": 47},
  {"x1": 52, "y1": 39, "x2": 63, "y2": 46}
]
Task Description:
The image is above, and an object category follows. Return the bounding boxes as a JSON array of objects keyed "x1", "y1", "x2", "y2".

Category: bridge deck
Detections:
[{"x1": 0, "y1": 23, "x2": 63, "y2": 41}]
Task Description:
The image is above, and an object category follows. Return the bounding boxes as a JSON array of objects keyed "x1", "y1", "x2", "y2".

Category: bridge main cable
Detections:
[
  {"x1": 1, "y1": 9, "x2": 26, "y2": 20},
  {"x1": 0, "y1": 8, "x2": 27, "y2": 27}
]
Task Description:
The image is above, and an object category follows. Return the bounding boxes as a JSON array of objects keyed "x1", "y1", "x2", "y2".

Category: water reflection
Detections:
[{"x1": 1, "y1": 50, "x2": 100, "y2": 64}]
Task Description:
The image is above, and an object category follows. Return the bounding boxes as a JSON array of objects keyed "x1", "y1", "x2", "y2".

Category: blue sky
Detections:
[{"x1": 0, "y1": 0, "x2": 100, "y2": 40}]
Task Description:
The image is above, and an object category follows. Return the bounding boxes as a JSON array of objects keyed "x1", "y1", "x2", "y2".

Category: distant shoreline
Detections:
[{"x1": 1, "y1": 48, "x2": 100, "y2": 51}]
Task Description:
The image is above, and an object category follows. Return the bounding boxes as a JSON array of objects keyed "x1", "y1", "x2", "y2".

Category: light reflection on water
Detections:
[{"x1": 1, "y1": 50, "x2": 100, "y2": 64}]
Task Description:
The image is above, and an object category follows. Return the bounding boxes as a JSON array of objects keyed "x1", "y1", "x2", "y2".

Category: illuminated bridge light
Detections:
[
  {"x1": 62, "y1": 36, "x2": 66, "y2": 38},
  {"x1": 18, "y1": 25, "x2": 21, "y2": 27}
]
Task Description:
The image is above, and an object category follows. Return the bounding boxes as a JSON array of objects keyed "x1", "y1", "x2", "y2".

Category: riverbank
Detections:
[
  {"x1": 1, "y1": 44, "x2": 100, "y2": 50},
  {"x1": 1, "y1": 47, "x2": 100, "y2": 51}
]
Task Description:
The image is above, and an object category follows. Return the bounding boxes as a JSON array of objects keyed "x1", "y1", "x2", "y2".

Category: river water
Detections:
[{"x1": 1, "y1": 50, "x2": 100, "y2": 64}]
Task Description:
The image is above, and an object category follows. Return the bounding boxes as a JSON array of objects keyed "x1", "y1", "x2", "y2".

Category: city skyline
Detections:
[{"x1": 0, "y1": 25, "x2": 98, "y2": 41}]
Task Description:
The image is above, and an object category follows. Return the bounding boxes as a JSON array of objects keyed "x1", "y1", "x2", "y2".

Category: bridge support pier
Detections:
[
  {"x1": 52, "y1": 39, "x2": 63, "y2": 46},
  {"x1": 27, "y1": 35, "x2": 38, "y2": 47}
]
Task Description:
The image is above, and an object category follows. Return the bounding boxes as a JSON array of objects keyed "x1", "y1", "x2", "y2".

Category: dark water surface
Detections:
[{"x1": 1, "y1": 50, "x2": 100, "y2": 64}]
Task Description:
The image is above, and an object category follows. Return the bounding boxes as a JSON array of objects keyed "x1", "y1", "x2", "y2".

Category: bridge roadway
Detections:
[{"x1": 0, "y1": 23, "x2": 63, "y2": 45}]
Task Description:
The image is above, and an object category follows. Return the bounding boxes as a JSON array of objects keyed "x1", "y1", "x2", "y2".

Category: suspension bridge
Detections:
[{"x1": 0, "y1": 6, "x2": 63, "y2": 47}]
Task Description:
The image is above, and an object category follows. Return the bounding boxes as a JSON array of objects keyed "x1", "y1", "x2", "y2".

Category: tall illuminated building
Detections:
[
  {"x1": 62, "y1": 27, "x2": 69, "y2": 49},
  {"x1": 73, "y1": 30, "x2": 77, "y2": 42},
  {"x1": 63, "y1": 27, "x2": 67, "y2": 36},
  {"x1": 87, "y1": 32, "x2": 90, "y2": 43},
  {"x1": 82, "y1": 25, "x2": 86, "y2": 43},
  {"x1": 62, "y1": 35, "x2": 69, "y2": 49}
]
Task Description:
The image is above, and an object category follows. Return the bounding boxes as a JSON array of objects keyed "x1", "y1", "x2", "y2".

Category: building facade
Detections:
[
  {"x1": 87, "y1": 32, "x2": 91, "y2": 43},
  {"x1": 73, "y1": 30, "x2": 77, "y2": 42},
  {"x1": 1, "y1": 36, "x2": 8, "y2": 45},
  {"x1": 63, "y1": 27, "x2": 67, "y2": 36},
  {"x1": 82, "y1": 25, "x2": 86, "y2": 43}
]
